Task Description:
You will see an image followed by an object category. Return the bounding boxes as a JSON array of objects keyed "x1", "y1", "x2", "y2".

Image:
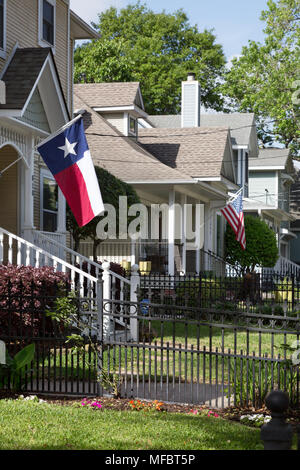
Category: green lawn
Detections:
[{"x1": 0, "y1": 400, "x2": 263, "y2": 450}]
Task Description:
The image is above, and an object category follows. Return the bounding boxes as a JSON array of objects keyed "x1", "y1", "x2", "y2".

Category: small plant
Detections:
[
  {"x1": 18, "y1": 394, "x2": 46, "y2": 404},
  {"x1": 0, "y1": 344, "x2": 35, "y2": 391},
  {"x1": 240, "y1": 414, "x2": 271, "y2": 427},
  {"x1": 81, "y1": 398, "x2": 102, "y2": 409},
  {"x1": 128, "y1": 399, "x2": 165, "y2": 412}
]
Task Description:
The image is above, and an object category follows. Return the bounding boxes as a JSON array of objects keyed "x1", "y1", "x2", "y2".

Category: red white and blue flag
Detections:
[
  {"x1": 221, "y1": 189, "x2": 246, "y2": 250},
  {"x1": 37, "y1": 116, "x2": 104, "y2": 227}
]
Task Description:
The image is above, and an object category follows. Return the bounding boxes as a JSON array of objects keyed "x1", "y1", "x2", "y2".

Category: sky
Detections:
[{"x1": 70, "y1": 0, "x2": 269, "y2": 61}]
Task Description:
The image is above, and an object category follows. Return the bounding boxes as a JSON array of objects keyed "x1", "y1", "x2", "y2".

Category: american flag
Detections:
[{"x1": 221, "y1": 190, "x2": 246, "y2": 250}]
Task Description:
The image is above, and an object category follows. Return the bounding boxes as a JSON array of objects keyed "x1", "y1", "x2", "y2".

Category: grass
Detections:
[{"x1": 0, "y1": 400, "x2": 263, "y2": 450}]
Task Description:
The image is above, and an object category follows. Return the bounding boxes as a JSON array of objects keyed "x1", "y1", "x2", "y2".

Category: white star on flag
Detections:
[{"x1": 58, "y1": 137, "x2": 77, "y2": 158}]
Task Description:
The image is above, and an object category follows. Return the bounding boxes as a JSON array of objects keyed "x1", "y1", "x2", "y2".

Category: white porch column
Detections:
[
  {"x1": 23, "y1": 136, "x2": 35, "y2": 242},
  {"x1": 168, "y1": 189, "x2": 175, "y2": 275},
  {"x1": 195, "y1": 202, "x2": 202, "y2": 274},
  {"x1": 131, "y1": 239, "x2": 136, "y2": 266},
  {"x1": 181, "y1": 194, "x2": 187, "y2": 274},
  {"x1": 57, "y1": 189, "x2": 66, "y2": 234}
]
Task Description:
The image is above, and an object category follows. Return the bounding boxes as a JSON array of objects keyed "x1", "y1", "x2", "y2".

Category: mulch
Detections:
[{"x1": 0, "y1": 390, "x2": 299, "y2": 428}]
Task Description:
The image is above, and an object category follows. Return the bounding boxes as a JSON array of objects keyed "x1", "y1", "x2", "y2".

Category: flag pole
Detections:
[{"x1": 36, "y1": 114, "x2": 83, "y2": 150}]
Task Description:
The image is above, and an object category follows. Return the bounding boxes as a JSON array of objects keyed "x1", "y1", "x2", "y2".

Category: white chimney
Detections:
[{"x1": 181, "y1": 73, "x2": 200, "y2": 128}]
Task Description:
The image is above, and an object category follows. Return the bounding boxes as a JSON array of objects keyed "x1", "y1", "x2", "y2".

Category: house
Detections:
[
  {"x1": 74, "y1": 74, "x2": 240, "y2": 275},
  {"x1": 243, "y1": 148, "x2": 298, "y2": 274},
  {"x1": 290, "y1": 160, "x2": 300, "y2": 266},
  {"x1": 0, "y1": 0, "x2": 99, "y2": 253}
]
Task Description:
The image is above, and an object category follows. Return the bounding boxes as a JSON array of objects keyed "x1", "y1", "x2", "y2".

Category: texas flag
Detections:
[{"x1": 37, "y1": 116, "x2": 104, "y2": 227}]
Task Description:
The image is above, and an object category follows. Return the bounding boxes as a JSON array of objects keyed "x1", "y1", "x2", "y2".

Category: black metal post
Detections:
[{"x1": 261, "y1": 390, "x2": 293, "y2": 450}]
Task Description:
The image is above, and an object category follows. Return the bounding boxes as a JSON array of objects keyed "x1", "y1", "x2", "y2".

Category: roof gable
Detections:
[
  {"x1": 18, "y1": 87, "x2": 50, "y2": 133},
  {"x1": 0, "y1": 47, "x2": 69, "y2": 131},
  {"x1": 139, "y1": 126, "x2": 234, "y2": 181},
  {"x1": 74, "y1": 93, "x2": 192, "y2": 183},
  {"x1": 74, "y1": 82, "x2": 143, "y2": 109}
]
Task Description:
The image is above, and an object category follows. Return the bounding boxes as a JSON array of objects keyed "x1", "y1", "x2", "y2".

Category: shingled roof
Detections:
[
  {"x1": 249, "y1": 148, "x2": 291, "y2": 169},
  {"x1": 74, "y1": 82, "x2": 142, "y2": 109},
  {"x1": 0, "y1": 48, "x2": 52, "y2": 110},
  {"x1": 139, "y1": 126, "x2": 233, "y2": 180},
  {"x1": 147, "y1": 113, "x2": 256, "y2": 147},
  {"x1": 74, "y1": 93, "x2": 193, "y2": 183}
]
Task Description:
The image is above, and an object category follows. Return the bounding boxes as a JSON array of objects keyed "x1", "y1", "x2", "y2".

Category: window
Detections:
[
  {"x1": 129, "y1": 117, "x2": 137, "y2": 136},
  {"x1": 43, "y1": 0, "x2": 54, "y2": 44},
  {"x1": 39, "y1": 0, "x2": 55, "y2": 48},
  {"x1": 0, "y1": 0, "x2": 6, "y2": 58},
  {"x1": 41, "y1": 171, "x2": 58, "y2": 232}
]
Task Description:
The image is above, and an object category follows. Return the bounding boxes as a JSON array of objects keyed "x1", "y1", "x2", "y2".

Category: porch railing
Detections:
[{"x1": 263, "y1": 256, "x2": 300, "y2": 278}]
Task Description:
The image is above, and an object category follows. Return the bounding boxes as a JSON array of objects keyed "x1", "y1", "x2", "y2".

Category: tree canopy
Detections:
[
  {"x1": 222, "y1": 0, "x2": 300, "y2": 153},
  {"x1": 74, "y1": 2, "x2": 226, "y2": 114},
  {"x1": 67, "y1": 166, "x2": 140, "y2": 260},
  {"x1": 225, "y1": 215, "x2": 278, "y2": 273}
]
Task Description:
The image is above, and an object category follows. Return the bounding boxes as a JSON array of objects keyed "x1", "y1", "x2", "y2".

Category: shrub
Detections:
[
  {"x1": 175, "y1": 277, "x2": 223, "y2": 308},
  {"x1": 225, "y1": 215, "x2": 278, "y2": 274},
  {"x1": 0, "y1": 265, "x2": 69, "y2": 340}
]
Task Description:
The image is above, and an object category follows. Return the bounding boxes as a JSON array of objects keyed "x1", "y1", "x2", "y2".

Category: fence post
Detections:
[
  {"x1": 130, "y1": 264, "x2": 140, "y2": 342},
  {"x1": 96, "y1": 274, "x2": 103, "y2": 396},
  {"x1": 102, "y1": 261, "x2": 111, "y2": 341},
  {"x1": 261, "y1": 390, "x2": 293, "y2": 450},
  {"x1": 292, "y1": 274, "x2": 295, "y2": 311}
]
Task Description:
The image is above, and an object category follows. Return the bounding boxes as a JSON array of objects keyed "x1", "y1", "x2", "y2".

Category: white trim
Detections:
[
  {"x1": 0, "y1": 0, "x2": 7, "y2": 60},
  {"x1": 232, "y1": 145, "x2": 248, "y2": 150},
  {"x1": 0, "y1": 110, "x2": 22, "y2": 117},
  {"x1": 21, "y1": 56, "x2": 50, "y2": 117},
  {"x1": 128, "y1": 116, "x2": 137, "y2": 137},
  {"x1": 37, "y1": 114, "x2": 81, "y2": 147},
  {"x1": 168, "y1": 189, "x2": 175, "y2": 276},
  {"x1": 38, "y1": 0, "x2": 56, "y2": 53},
  {"x1": 0, "y1": 141, "x2": 28, "y2": 168},
  {"x1": 249, "y1": 166, "x2": 286, "y2": 170},
  {"x1": 94, "y1": 105, "x2": 148, "y2": 119},
  {"x1": 46, "y1": 54, "x2": 69, "y2": 122},
  {"x1": 126, "y1": 179, "x2": 196, "y2": 185},
  {"x1": 10, "y1": 117, "x2": 50, "y2": 138},
  {"x1": 20, "y1": 54, "x2": 69, "y2": 132},
  {"x1": 124, "y1": 112, "x2": 129, "y2": 137},
  {"x1": 0, "y1": 41, "x2": 18, "y2": 80}
]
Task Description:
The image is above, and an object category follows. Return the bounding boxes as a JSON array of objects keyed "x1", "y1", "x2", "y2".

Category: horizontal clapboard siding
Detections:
[{"x1": 0, "y1": 0, "x2": 70, "y2": 113}]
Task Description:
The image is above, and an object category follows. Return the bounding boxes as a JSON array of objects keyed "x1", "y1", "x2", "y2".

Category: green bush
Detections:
[
  {"x1": 225, "y1": 215, "x2": 278, "y2": 273},
  {"x1": 175, "y1": 277, "x2": 223, "y2": 308}
]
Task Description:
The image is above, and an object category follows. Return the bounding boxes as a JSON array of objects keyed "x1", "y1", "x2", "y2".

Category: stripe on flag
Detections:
[
  {"x1": 221, "y1": 189, "x2": 246, "y2": 250},
  {"x1": 37, "y1": 116, "x2": 104, "y2": 227}
]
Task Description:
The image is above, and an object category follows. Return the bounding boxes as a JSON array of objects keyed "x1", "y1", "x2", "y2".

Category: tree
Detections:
[
  {"x1": 222, "y1": 0, "x2": 300, "y2": 154},
  {"x1": 74, "y1": 38, "x2": 134, "y2": 83},
  {"x1": 74, "y1": 2, "x2": 226, "y2": 115},
  {"x1": 225, "y1": 216, "x2": 278, "y2": 273},
  {"x1": 67, "y1": 167, "x2": 140, "y2": 261}
]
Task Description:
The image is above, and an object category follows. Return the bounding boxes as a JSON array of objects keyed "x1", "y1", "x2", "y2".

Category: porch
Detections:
[{"x1": 75, "y1": 240, "x2": 227, "y2": 277}]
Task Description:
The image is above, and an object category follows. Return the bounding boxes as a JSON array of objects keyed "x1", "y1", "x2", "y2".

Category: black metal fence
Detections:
[
  {"x1": 102, "y1": 296, "x2": 300, "y2": 408},
  {"x1": 139, "y1": 272, "x2": 300, "y2": 314},
  {"x1": 1, "y1": 276, "x2": 300, "y2": 409},
  {"x1": 0, "y1": 280, "x2": 99, "y2": 396}
]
